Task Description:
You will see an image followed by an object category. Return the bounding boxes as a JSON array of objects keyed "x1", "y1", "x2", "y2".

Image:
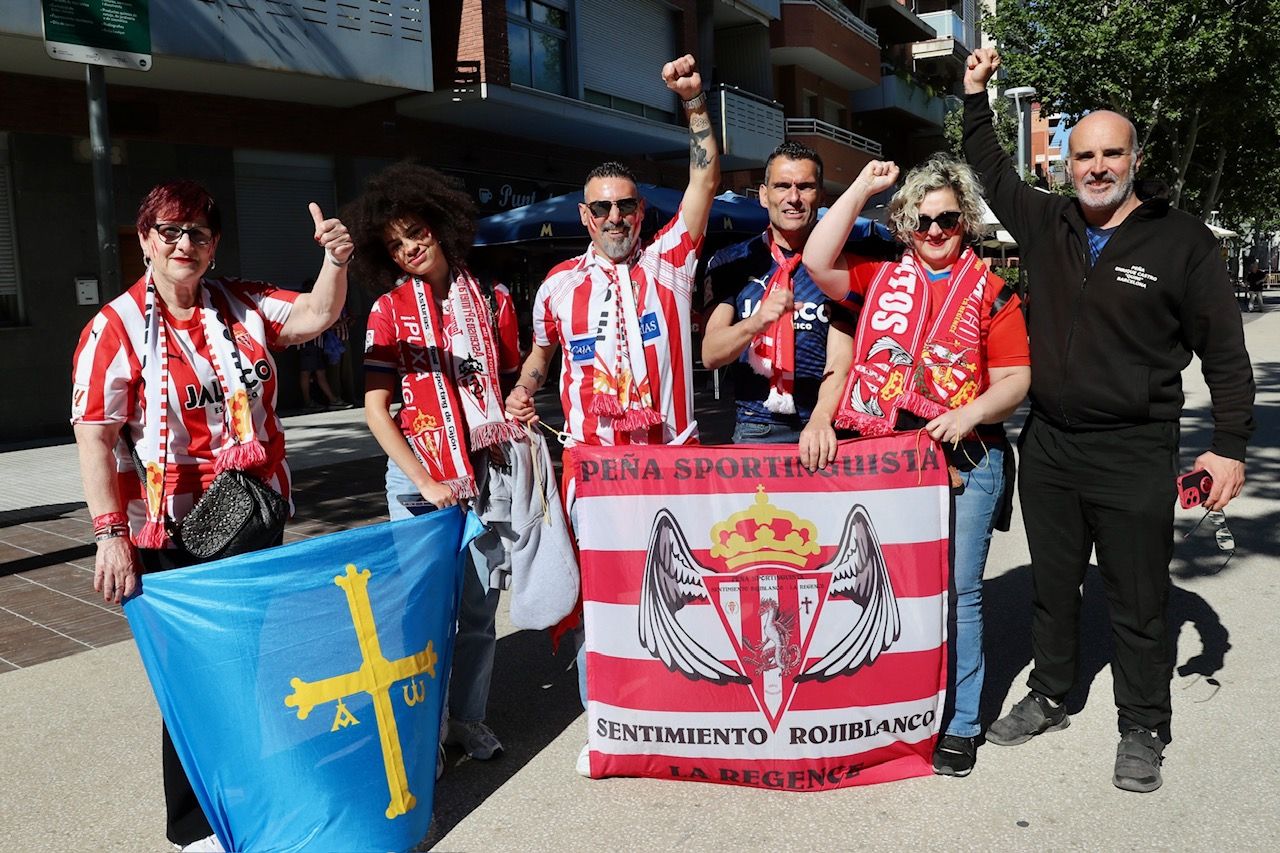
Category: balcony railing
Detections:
[
  {"x1": 785, "y1": 117, "x2": 883, "y2": 157},
  {"x1": 710, "y1": 84, "x2": 786, "y2": 165},
  {"x1": 849, "y1": 73, "x2": 945, "y2": 127},
  {"x1": 917, "y1": 10, "x2": 976, "y2": 51},
  {"x1": 783, "y1": 0, "x2": 879, "y2": 47}
]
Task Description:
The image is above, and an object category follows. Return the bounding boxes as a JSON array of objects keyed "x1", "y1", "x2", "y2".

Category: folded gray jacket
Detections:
[{"x1": 505, "y1": 429, "x2": 580, "y2": 630}]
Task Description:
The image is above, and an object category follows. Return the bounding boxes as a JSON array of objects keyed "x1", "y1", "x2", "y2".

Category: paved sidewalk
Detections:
[
  {"x1": 1, "y1": 312, "x2": 1275, "y2": 851},
  {"x1": 0, "y1": 408, "x2": 387, "y2": 672}
]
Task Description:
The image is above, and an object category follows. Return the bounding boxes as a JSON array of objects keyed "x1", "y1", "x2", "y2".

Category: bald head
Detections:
[
  {"x1": 1068, "y1": 110, "x2": 1142, "y2": 222},
  {"x1": 1071, "y1": 110, "x2": 1139, "y2": 154}
]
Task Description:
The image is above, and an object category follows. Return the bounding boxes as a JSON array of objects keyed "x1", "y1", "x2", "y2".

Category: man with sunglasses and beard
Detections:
[
  {"x1": 504, "y1": 54, "x2": 719, "y2": 775},
  {"x1": 505, "y1": 54, "x2": 718, "y2": 446},
  {"x1": 699, "y1": 142, "x2": 856, "y2": 458},
  {"x1": 963, "y1": 49, "x2": 1255, "y2": 793}
]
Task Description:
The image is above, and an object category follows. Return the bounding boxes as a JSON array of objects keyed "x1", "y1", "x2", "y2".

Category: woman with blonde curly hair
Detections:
[{"x1": 802, "y1": 154, "x2": 1031, "y2": 778}]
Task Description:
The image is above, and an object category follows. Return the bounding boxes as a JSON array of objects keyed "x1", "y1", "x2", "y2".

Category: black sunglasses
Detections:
[
  {"x1": 586, "y1": 198, "x2": 641, "y2": 219},
  {"x1": 914, "y1": 211, "x2": 963, "y2": 233},
  {"x1": 1183, "y1": 508, "x2": 1235, "y2": 569},
  {"x1": 153, "y1": 223, "x2": 215, "y2": 246}
]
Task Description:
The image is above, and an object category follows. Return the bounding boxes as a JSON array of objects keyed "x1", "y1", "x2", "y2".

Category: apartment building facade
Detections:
[{"x1": 0, "y1": 0, "x2": 977, "y2": 441}]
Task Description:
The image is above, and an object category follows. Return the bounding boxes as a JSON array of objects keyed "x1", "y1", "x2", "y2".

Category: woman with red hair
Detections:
[{"x1": 70, "y1": 179, "x2": 352, "y2": 851}]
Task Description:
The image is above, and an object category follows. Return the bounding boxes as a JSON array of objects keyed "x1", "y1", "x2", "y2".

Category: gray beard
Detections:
[
  {"x1": 1075, "y1": 171, "x2": 1135, "y2": 211},
  {"x1": 597, "y1": 230, "x2": 639, "y2": 261}
]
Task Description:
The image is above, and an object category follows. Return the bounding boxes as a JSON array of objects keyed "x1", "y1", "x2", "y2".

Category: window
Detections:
[
  {"x1": 583, "y1": 89, "x2": 676, "y2": 124},
  {"x1": 0, "y1": 135, "x2": 22, "y2": 326},
  {"x1": 507, "y1": 0, "x2": 569, "y2": 96}
]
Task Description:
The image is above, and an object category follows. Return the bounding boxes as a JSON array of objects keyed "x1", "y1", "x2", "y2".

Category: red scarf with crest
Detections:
[
  {"x1": 835, "y1": 248, "x2": 989, "y2": 435},
  {"x1": 399, "y1": 270, "x2": 524, "y2": 499}
]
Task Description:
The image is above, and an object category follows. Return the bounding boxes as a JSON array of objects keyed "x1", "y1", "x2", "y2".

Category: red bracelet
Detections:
[{"x1": 92, "y1": 511, "x2": 128, "y2": 529}]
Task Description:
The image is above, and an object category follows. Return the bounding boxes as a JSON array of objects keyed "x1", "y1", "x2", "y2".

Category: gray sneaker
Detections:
[
  {"x1": 987, "y1": 691, "x2": 1070, "y2": 746},
  {"x1": 446, "y1": 719, "x2": 503, "y2": 760},
  {"x1": 1114, "y1": 728, "x2": 1164, "y2": 792}
]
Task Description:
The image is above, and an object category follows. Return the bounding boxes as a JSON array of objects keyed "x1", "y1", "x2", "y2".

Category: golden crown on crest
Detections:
[{"x1": 709, "y1": 485, "x2": 820, "y2": 569}]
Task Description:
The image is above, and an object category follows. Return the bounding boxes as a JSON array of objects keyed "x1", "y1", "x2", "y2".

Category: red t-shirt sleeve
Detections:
[
  {"x1": 983, "y1": 276, "x2": 1029, "y2": 368},
  {"x1": 840, "y1": 254, "x2": 883, "y2": 306},
  {"x1": 363, "y1": 293, "x2": 400, "y2": 373}
]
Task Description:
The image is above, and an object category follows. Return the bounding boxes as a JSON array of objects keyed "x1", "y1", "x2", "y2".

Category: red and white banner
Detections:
[{"x1": 574, "y1": 433, "x2": 950, "y2": 790}]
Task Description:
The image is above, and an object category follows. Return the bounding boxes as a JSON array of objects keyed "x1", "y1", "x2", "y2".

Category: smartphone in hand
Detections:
[
  {"x1": 396, "y1": 494, "x2": 439, "y2": 517},
  {"x1": 1177, "y1": 470, "x2": 1213, "y2": 509}
]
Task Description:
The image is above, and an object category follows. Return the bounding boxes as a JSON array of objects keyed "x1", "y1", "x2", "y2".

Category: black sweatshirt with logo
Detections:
[{"x1": 963, "y1": 93, "x2": 1255, "y2": 460}]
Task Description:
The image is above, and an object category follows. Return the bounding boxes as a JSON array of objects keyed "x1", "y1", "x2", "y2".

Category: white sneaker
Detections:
[
  {"x1": 576, "y1": 742, "x2": 592, "y2": 777},
  {"x1": 180, "y1": 834, "x2": 225, "y2": 852}
]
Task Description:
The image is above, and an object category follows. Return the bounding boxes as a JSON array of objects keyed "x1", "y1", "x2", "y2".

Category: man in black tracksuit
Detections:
[{"x1": 962, "y1": 49, "x2": 1254, "y2": 793}]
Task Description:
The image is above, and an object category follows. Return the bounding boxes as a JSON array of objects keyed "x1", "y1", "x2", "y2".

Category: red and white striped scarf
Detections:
[
  {"x1": 400, "y1": 270, "x2": 524, "y2": 499},
  {"x1": 588, "y1": 245, "x2": 663, "y2": 433},
  {"x1": 746, "y1": 231, "x2": 803, "y2": 415},
  {"x1": 835, "y1": 248, "x2": 988, "y2": 436},
  {"x1": 135, "y1": 272, "x2": 267, "y2": 548}
]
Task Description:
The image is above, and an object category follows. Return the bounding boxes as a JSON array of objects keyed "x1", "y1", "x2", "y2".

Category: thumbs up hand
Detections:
[{"x1": 310, "y1": 202, "x2": 354, "y2": 268}]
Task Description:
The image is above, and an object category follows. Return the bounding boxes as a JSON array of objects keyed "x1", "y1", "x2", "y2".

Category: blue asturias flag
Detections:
[{"x1": 125, "y1": 508, "x2": 484, "y2": 853}]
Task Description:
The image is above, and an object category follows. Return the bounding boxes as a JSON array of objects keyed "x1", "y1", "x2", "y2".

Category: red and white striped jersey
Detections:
[
  {"x1": 363, "y1": 276, "x2": 520, "y2": 437},
  {"x1": 533, "y1": 212, "x2": 702, "y2": 446},
  {"x1": 70, "y1": 275, "x2": 298, "y2": 531}
]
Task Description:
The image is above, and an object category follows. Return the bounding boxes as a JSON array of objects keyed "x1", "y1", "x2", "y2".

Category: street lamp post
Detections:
[{"x1": 1004, "y1": 85, "x2": 1037, "y2": 179}]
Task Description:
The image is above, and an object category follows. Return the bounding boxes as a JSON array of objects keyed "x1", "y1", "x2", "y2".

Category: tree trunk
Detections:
[
  {"x1": 1202, "y1": 146, "x2": 1228, "y2": 218},
  {"x1": 1170, "y1": 104, "x2": 1201, "y2": 209}
]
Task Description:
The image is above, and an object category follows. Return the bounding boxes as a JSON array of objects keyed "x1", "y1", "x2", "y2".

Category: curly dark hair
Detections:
[{"x1": 342, "y1": 162, "x2": 477, "y2": 294}]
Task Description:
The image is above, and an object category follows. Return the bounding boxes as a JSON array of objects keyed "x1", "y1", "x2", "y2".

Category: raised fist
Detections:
[
  {"x1": 854, "y1": 160, "x2": 900, "y2": 197},
  {"x1": 964, "y1": 48, "x2": 1001, "y2": 95},
  {"x1": 661, "y1": 54, "x2": 702, "y2": 101}
]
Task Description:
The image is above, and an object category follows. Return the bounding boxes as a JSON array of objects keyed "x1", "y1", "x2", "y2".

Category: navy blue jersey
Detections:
[{"x1": 703, "y1": 234, "x2": 856, "y2": 427}]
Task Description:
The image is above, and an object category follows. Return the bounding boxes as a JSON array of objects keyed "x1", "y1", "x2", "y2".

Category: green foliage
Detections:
[
  {"x1": 985, "y1": 0, "x2": 1280, "y2": 225},
  {"x1": 943, "y1": 96, "x2": 1019, "y2": 159}
]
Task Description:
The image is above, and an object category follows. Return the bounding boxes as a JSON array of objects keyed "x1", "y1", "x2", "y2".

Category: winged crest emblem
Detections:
[{"x1": 638, "y1": 495, "x2": 901, "y2": 728}]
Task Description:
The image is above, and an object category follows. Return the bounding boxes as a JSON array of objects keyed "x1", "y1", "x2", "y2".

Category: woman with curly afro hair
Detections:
[{"x1": 345, "y1": 162, "x2": 523, "y2": 769}]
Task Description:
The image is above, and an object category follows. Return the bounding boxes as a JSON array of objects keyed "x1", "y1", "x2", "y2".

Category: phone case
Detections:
[{"x1": 1177, "y1": 470, "x2": 1213, "y2": 509}]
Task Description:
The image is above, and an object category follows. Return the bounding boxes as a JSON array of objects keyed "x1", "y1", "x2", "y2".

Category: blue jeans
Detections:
[
  {"x1": 732, "y1": 421, "x2": 802, "y2": 444},
  {"x1": 946, "y1": 445, "x2": 1005, "y2": 738},
  {"x1": 386, "y1": 458, "x2": 500, "y2": 724}
]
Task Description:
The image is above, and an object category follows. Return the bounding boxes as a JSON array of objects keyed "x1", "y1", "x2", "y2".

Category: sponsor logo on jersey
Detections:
[
  {"x1": 568, "y1": 337, "x2": 596, "y2": 362},
  {"x1": 639, "y1": 311, "x2": 661, "y2": 342}
]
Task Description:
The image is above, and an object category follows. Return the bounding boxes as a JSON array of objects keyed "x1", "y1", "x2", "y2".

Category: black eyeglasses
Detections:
[
  {"x1": 914, "y1": 211, "x2": 963, "y2": 234},
  {"x1": 585, "y1": 198, "x2": 641, "y2": 219},
  {"x1": 153, "y1": 223, "x2": 215, "y2": 246}
]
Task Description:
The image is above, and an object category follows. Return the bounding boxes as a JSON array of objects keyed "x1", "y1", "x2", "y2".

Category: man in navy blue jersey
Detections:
[{"x1": 701, "y1": 142, "x2": 855, "y2": 468}]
